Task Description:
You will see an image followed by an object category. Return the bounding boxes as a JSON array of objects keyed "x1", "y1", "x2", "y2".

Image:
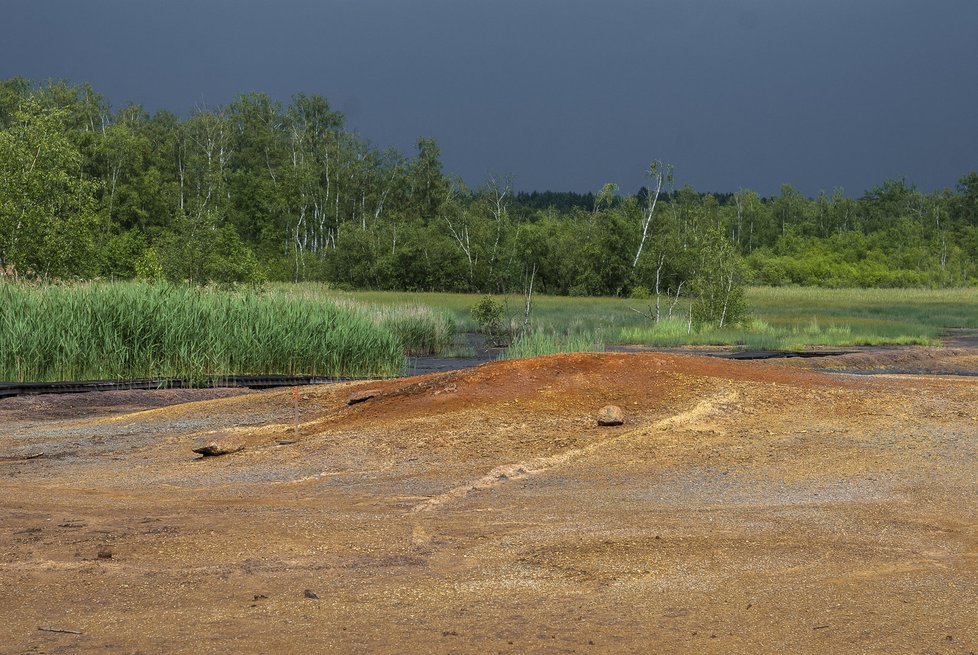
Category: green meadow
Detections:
[
  {"x1": 321, "y1": 286, "x2": 978, "y2": 353},
  {"x1": 3, "y1": 282, "x2": 976, "y2": 383}
]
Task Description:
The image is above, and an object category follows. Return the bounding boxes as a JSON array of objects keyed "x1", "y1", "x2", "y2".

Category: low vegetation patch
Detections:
[
  {"x1": 323, "y1": 286, "x2": 978, "y2": 351},
  {"x1": 504, "y1": 331, "x2": 605, "y2": 359},
  {"x1": 619, "y1": 317, "x2": 938, "y2": 350}
]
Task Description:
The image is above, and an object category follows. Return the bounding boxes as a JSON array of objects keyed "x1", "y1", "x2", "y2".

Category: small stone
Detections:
[
  {"x1": 347, "y1": 389, "x2": 380, "y2": 405},
  {"x1": 276, "y1": 439, "x2": 298, "y2": 445},
  {"x1": 192, "y1": 433, "x2": 245, "y2": 456},
  {"x1": 303, "y1": 589, "x2": 320, "y2": 600},
  {"x1": 597, "y1": 405, "x2": 624, "y2": 426},
  {"x1": 97, "y1": 547, "x2": 113, "y2": 560}
]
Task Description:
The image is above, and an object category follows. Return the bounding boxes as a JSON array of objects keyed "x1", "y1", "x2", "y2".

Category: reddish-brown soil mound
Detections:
[{"x1": 2, "y1": 352, "x2": 976, "y2": 654}]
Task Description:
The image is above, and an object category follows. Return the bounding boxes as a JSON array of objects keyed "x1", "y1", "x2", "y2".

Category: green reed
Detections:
[{"x1": 0, "y1": 281, "x2": 406, "y2": 382}]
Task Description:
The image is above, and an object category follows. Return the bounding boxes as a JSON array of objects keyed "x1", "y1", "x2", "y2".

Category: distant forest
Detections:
[{"x1": 2, "y1": 77, "x2": 977, "y2": 295}]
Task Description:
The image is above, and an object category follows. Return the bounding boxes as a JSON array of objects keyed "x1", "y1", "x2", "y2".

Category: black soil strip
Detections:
[
  {"x1": 609, "y1": 345, "x2": 854, "y2": 360},
  {"x1": 0, "y1": 374, "x2": 393, "y2": 400},
  {"x1": 715, "y1": 350, "x2": 852, "y2": 360},
  {"x1": 0, "y1": 388, "x2": 257, "y2": 422},
  {"x1": 941, "y1": 327, "x2": 978, "y2": 348}
]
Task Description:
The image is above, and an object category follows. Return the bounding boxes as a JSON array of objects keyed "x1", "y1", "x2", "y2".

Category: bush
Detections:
[
  {"x1": 690, "y1": 226, "x2": 749, "y2": 327},
  {"x1": 470, "y1": 295, "x2": 505, "y2": 339},
  {"x1": 629, "y1": 286, "x2": 652, "y2": 300}
]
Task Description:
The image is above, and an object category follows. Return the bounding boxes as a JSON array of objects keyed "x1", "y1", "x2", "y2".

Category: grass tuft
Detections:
[{"x1": 504, "y1": 330, "x2": 605, "y2": 360}]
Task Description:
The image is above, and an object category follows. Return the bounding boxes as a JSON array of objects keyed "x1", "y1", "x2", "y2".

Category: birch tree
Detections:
[
  {"x1": 0, "y1": 99, "x2": 100, "y2": 278},
  {"x1": 633, "y1": 160, "x2": 672, "y2": 269}
]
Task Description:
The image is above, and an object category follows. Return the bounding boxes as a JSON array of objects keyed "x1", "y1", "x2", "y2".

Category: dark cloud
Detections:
[{"x1": 3, "y1": 0, "x2": 976, "y2": 195}]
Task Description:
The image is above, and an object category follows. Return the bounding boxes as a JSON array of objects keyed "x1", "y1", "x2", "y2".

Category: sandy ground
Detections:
[{"x1": 1, "y1": 352, "x2": 977, "y2": 654}]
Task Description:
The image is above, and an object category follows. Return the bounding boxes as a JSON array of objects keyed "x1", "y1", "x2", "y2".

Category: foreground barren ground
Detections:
[{"x1": 2, "y1": 352, "x2": 977, "y2": 654}]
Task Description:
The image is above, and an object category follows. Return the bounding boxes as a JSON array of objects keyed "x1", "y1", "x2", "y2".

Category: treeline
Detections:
[{"x1": 1, "y1": 77, "x2": 976, "y2": 299}]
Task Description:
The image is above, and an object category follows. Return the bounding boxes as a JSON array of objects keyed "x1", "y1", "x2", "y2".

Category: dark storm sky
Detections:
[{"x1": 3, "y1": 0, "x2": 977, "y2": 196}]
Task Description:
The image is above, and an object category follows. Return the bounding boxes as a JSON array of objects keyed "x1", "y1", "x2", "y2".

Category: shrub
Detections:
[
  {"x1": 470, "y1": 295, "x2": 505, "y2": 340},
  {"x1": 690, "y1": 226, "x2": 749, "y2": 328},
  {"x1": 629, "y1": 286, "x2": 652, "y2": 300}
]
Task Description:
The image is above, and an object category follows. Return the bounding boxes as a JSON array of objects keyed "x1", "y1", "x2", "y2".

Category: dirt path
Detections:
[{"x1": 1, "y1": 352, "x2": 977, "y2": 654}]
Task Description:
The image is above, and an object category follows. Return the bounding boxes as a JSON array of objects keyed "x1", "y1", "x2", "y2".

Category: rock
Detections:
[
  {"x1": 276, "y1": 438, "x2": 298, "y2": 445},
  {"x1": 303, "y1": 589, "x2": 320, "y2": 600},
  {"x1": 97, "y1": 547, "x2": 113, "y2": 560},
  {"x1": 597, "y1": 405, "x2": 624, "y2": 426},
  {"x1": 347, "y1": 389, "x2": 380, "y2": 405},
  {"x1": 192, "y1": 433, "x2": 245, "y2": 456}
]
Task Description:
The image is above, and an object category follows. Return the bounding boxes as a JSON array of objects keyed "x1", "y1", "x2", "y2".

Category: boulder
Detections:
[
  {"x1": 192, "y1": 433, "x2": 245, "y2": 456},
  {"x1": 597, "y1": 405, "x2": 624, "y2": 426}
]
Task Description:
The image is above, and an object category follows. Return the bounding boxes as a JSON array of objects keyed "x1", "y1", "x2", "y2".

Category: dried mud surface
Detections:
[
  {"x1": 781, "y1": 346, "x2": 978, "y2": 376},
  {"x1": 2, "y1": 352, "x2": 977, "y2": 654}
]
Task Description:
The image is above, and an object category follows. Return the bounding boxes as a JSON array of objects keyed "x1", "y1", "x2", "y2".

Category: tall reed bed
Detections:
[
  {"x1": 0, "y1": 282, "x2": 405, "y2": 382},
  {"x1": 366, "y1": 305, "x2": 457, "y2": 356},
  {"x1": 267, "y1": 285, "x2": 460, "y2": 357}
]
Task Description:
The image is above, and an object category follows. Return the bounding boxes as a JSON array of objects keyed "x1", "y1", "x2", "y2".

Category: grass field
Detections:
[
  {"x1": 320, "y1": 286, "x2": 978, "y2": 351},
  {"x1": 4, "y1": 283, "x2": 976, "y2": 383}
]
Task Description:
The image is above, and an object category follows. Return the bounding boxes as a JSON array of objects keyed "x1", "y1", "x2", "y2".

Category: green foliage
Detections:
[
  {"x1": 618, "y1": 317, "x2": 936, "y2": 350},
  {"x1": 325, "y1": 287, "x2": 978, "y2": 350},
  {"x1": 366, "y1": 304, "x2": 457, "y2": 356},
  {"x1": 689, "y1": 226, "x2": 749, "y2": 327},
  {"x1": 101, "y1": 230, "x2": 148, "y2": 279},
  {"x1": 504, "y1": 330, "x2": 605, "y2": 360},
  {"x1": 1, "y1": 77, "x2": 976, "y2": 293},
  {"x1": 134, "y1": 247, "x2": 165, "y2": 281},
  {"x1": 0, "y1": 99, "x2": 100, "y2": 278},
  {"x1": 0, "y1": 281, "x2": 406, "y2": 382},
  {"x1": 470, "y1": 295, "x2": 506, "y2": 338},
  {"x1": 156, "y1": 209, "x2": 266, "y2": 285},
  {"x1": 747, "y1": 286, "x2": 978, "y2": 341}
]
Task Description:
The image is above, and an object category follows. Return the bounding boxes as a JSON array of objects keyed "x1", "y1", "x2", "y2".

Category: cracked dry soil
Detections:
[{"x1": 1, "y1": 352, "x2": 977, "y2": 654}]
